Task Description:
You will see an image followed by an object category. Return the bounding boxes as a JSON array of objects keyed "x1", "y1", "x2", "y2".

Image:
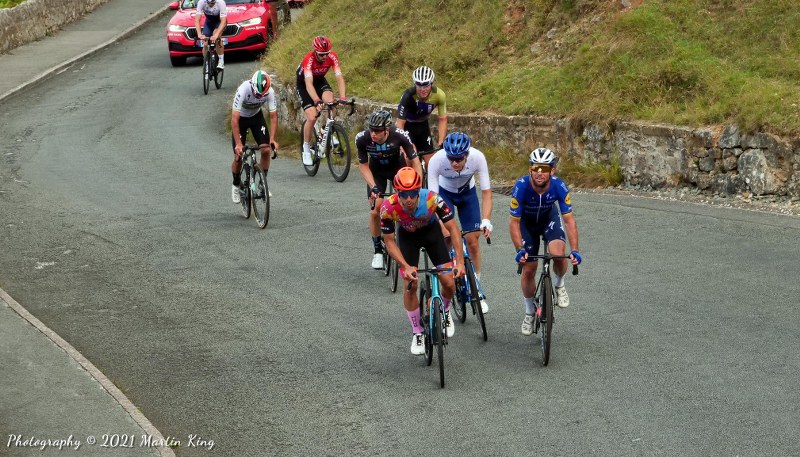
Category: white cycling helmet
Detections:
[
  {"x1": 529, "y1": 147, "x2": 557, "y2": 166},
  {"x1": 250, "y1": 70, "x2": 271, "y2": 96},
  {"x1": 412, "y1": 66, "x2": 435, "y2": 86}
]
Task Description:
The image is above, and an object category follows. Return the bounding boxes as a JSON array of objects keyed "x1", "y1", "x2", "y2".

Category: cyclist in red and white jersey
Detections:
[
  {"x1": 195, "y1": 0, "x2": 227, "y2": 69},
  {"x1": 295, "y1": 35, "x2": 348, "y2": 166}
]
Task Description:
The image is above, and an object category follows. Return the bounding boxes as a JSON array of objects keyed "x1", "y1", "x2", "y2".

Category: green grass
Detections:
[
  {"x1": 0, "y1": 0, "x2": 26, "y2": 7},
  {"x1": 262, "y1": 0, "x2": 799, "y2": 186}
]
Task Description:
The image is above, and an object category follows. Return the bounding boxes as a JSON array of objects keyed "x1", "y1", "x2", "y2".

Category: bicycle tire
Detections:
[
  {"x1": 302, "y1": 122, "x2": 320, "y2": 176},
  {"x1": 252, "y1": 166, "x2": 269, "y2": 229},
  {"x1": 214, "y1": 60, "x2": 224, "y2": 89},
  {"x1": 239, "y1": 163, "x2": 251, "y2": 219},
  {"x1": 432, "y1": 296, "x2": 445, "y2": 388},
  {"x1": 541, "y1": 275, "x2": 554, "y2": 366},
  {"x1": 420, "y1": 290, "x2": 433, "y2": 367},
  {"x1": 466, "y1": 258, "x2": 487, "y2": 341},
  {"x1": 452, "y1": 277, "x2": 467, "y2": 323},
  {"x1": 326, "y1": 122, "x2": 351, "y2": 182},
  {"x1": 390, "y1": 261, "x2": 399, "y2": 293},
  {"x1": 382, "y1": 243, "x2": 391, "y2": 277},
  {"x1": 202, "y1": 49, "x2": 210, "y2": 95}
]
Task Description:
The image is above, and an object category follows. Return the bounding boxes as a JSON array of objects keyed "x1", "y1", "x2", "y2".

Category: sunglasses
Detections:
[
  {"x1": 530, "y1": 164, "x2": 552, "y2": 174},
  {"x1": 447, "y1": 155, "x2": 466, "y2": 163},
  {"x1": 315, "y1": 52, "x2": 330, "y2": 58},
  {"x1": 369, "y1": 128, "x2": 387, "y2": 134},
  {"x1": 398, "y1": 190, "x2": 420, "y2": 199},
  {"x1": 414, "y1": 82, "x2": 432, "y2": 88}
]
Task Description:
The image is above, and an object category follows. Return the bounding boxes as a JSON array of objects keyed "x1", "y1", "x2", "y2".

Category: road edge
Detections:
[
  {"x1": 0, "y1": 2, "x2": 171, "y2": 105},
  {"x1": 0, "y1": 287, "x2": 176, "y2": 457}
]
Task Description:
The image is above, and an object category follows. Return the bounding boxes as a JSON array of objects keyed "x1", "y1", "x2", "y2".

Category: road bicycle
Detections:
[
  {"x1": 410, "y1": 259, "x2": 451, "y2": 388},
  {"x1": 369, "y1": 186, "x2": 400, "y2": 292},
  {"x1": 451, "y1": 228, "x2": 490, "y2": 341},
  {"x1": 201, "y1": 38, "x2": 224, "y2": 94},
  {"x1": 236, "y1": 144, "x2": 277, "y2": 229},
  {"x1": 302, "y1": 98, "x2": 356, "y2": 182},
  {"x1": 517, "y1": 239, "x2": 578, "y2": 366}
]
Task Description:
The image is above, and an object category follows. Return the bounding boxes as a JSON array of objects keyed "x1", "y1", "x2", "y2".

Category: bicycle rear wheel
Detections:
[
  {"x1": 382, "y1": 242, "x2": 391, "y2": 277},
  {"x1": 326, "y1": 122, "x2": 351, "y2": 182},
  {"x1": 239, "y1": 163, "x2": 251, "y2": 219},
  {"x1": 466, "y1": 259, "x2": 487, "y2": 341},
  {"x1": 432, "y1": 296, "x2": 445, "y2": 388},
  {"x1": 540, "y1": 275, "x2": 554, "y2": 366},
  {"x1": 202, "y1": 49, "x2": 211, "y2": 95},
  {"x1": 452, "y1": 277, "x2": 467, "y2": 323},
  {"x1": 252, "y1": 166, "x2": 270, "y2": 229}
]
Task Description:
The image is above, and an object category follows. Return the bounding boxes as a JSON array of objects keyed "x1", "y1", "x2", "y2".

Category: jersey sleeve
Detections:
[
  {"x1": 355, "y1": 130, "x2": 369, "y2": 164},
  {"x1": 379, "y1": 198, "x2": 396, "y2": 234},
  {"x1": 426, "y1": 153, "x2": 443, "y2": 193},
  {"x1": 330, "y1": 52, "x2": 342, "y2": 76},
  {"x1": 555, "y1": 178, "x2": 573, "y2": 215},
  {"x1": 435, "y1": 88, "x2": 447, "y2": 117},
  {"x1": 231, "y1": 84, "x2": 244, "y2": 111},
  {"x1": 509, "y1": 177, "x2": 527, "y2": 219},
  {"x1": 396, "y1": 88, "x2": 414, "y2": 120},
  {"x1": 218, "y1": 0, "x2": 227, "y2": 17},
  {"x1": 266, "y1": 88, "x2": 278, "y2": 112},
  {"x1": 196, "y1": 0, "x2": 205, "y2": 13},
  {"x1": 474, "y1": 149, "x2": 491, "y2": 190},
  {"x1": 397, "y1": 129, "x2": 418, "y2": 161},
  {"x1": 301, "y1": 54, "x2": 314, "y2": 78},
  {"x1": 432, "y1": 192, "x2": 454, "y2": 223}
]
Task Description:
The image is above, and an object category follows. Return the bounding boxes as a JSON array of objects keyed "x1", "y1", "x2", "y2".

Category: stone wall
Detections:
[
  {"x1": 273, "y1": 77, "x2": 799, "y2": 197},
  {"x1": 0, "y1": 0, "x2": 110, "y2": 55}
]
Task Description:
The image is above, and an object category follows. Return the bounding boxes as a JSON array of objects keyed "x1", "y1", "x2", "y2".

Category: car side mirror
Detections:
[{"x1": 168, "y1": 1, "x2": 179, "y2": 10}]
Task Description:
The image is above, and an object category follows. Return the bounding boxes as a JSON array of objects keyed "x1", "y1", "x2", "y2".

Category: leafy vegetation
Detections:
[
  {"x1": 264, "y1": 0, "x2": 800, "y2": 186},
  {"x1": 0, "y1": 0, "x2": 26, "y2": 8}
]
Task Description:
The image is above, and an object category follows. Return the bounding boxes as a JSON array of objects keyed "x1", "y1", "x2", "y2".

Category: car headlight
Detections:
[
  {"x1": 238, "y1": 17, "x2": 262, "y2": 27},
  {"x1": 168, "y1": 24, "x2": 188, "y2": 32}
]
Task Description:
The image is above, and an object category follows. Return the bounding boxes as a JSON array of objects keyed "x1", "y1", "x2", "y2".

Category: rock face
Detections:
[
  {"x1": 0, "y1": 0, "x2": 111, "y2": 55},
  {"x1": 272, "y1": 78, "x2": 798, "y2": 197}
]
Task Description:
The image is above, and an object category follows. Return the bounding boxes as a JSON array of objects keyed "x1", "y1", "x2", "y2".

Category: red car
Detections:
[{"x1": 166, "y1": 0, "x2": 288, "y2": 67}]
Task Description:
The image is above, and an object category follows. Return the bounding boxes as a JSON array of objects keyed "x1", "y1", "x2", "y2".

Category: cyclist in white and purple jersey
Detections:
[
  {"x1": 427, "y1": 132, "x2": 493, "y2": 313},
  {"x1": 509, "y1": 148, "x2": 582, "y2": 336},
  {"x1": 195, "y1": 0, "x2": 227, "y2": 69},
  {"x1": 229, "y1": 70, "x2": 279, "y2": 204}
]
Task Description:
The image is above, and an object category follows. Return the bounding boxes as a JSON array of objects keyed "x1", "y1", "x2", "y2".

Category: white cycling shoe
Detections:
[
  {"x1": 302, "y1": 150, "x2": 313, "y2": 166},
  {"x1": 371, "y1": 253, "x2": 384, "y2": 270},
  {"x1": 480, "y1": 298, "x2": 489, "y2": 314},
  {"x1": 555, "y1": 286, "x2": 570, "y2": 308},
  {"x1": 445, "y1": 311, "x2": 455, "y2": 337},
  {"x1": 521, "y1": 314, "x2": 535, "y2": 335},
  {"x1": 410, "y1": 333, "x2": 424, "y2": 355},
  {"x1": 231, "y1": 184, "x2": 241, "y2": 204}
]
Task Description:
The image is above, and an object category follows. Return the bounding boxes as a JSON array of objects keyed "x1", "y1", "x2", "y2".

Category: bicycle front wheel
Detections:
[
  {"x1": 239, "y1": 164, "x2": 251, "y2": 220},
  {"x1": 214, "y1": 60, "x2": 224, "y2": 89},
  {"x1": 252, "y1": 166, "x2": 270, "y2": 229},
  {"x1": 326, "y1": 122, "x2": 351, "y2": 182},
  {"x1": 390, "y1": 261, "x2": 399, "y2": 293},
  {"x1": 420, "y1": 290, "x2": 433, "y2": 367},
  {"x1": 452, "y1": 277, "x2": 467, "y2": 323},
  {"x1": 466, "y1": 259, "x2": 487, "y2": 341},
  {"x1": 432, "y1": 296, "x2": 445, "y2": 388},
  {"x1": 540, "y1": 275, "x2": 554, "y2": 366},
  {"x1": 202, "y1": 50, "x2": 210, "y2": 95}
]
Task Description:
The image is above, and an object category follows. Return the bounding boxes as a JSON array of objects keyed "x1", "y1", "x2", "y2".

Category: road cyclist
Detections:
[
  {"x1": 379, "y1": 167, "x2": 465, "y2": 355},
  {"x1": 356, "y1": 109, "x2": 423, "y2": 270},
  {"x1": 395, "y1": 66, "x2": 447, "y2": 168},
  {"x1": 509, "y1": 147, "x2": 582, "y2": 336},
  {"x1": 296, "y1": 35, "x2": 348, "y2": 167},
  {"x1": 230, "y1": 70, "x2": 279, "y2": 204},
  {"x1": 195, "y1": 0, "x2": 227, "y2": 70},
  {"x1": 427, "y1": 131, "x2": 493, "y2": 313}
]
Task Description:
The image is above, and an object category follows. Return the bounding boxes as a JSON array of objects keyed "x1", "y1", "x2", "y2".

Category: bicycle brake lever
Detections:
[{"x1": 572, "y1": 265, "x2": 579, "y2": 275}]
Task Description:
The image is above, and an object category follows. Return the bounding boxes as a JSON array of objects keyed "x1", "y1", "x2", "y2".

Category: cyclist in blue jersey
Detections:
[{"x1": 509, "y1": 148, "x2": 582, "y2": 336}]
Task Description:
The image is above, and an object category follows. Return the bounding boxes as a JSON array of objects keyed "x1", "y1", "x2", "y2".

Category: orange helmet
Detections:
[{"x1": 393, "y1": 167, "x2": 422, "y2": 191}]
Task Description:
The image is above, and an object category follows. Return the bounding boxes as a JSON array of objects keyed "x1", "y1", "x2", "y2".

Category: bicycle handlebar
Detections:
[
  {"x1": 314, "y1": 98, "x2": 357, "y2": 119},
  {"x1": 369, "y1": 192, "x2": 393, "y2": 210},
  {"x1": 243, "y1": 144, "x2": 278, "y2": 160},
  {"x1": 406, "y1": 268, "x2": 454, "y2": 290},
  {"x1": 460, "y1": 228, "x2": 492, "y2": 245},
  {"x1": 516, "y1": 254, "x2": 579, "y2": 276}
]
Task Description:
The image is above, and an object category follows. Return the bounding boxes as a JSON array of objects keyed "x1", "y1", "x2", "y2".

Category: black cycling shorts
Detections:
[
  {"x1": 296, "y1": 76, "x2": 333, "y2": 111},
  {"x1": 404, "y1": 121, "x2": 434, "y2": 154},
  {"x1": 231, "y1": 110, "x2": 269, "y2": 153},
  {"x1": 366, "y1": 161, "x2": 404, "y2": 196},
  {"x1": 397, "y1": 222, "x2": 450, "y2": 269}
]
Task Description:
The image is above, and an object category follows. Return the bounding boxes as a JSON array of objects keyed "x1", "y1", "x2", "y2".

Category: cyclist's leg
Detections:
[
  {"x1": 543, "y1": 207, "x2": 569, "y2": 280},
  {"x1": 369, "y1": 167, "x2": 393, "y2": 251},
  {"x1": 231, "y1": 128, "x2": 246, "y2": 182},
  {"x1": 397, "y1": 229, "x2": 423, "y2": 330},
  {"x1": 407, "y1": 122, "x2": 434, "y2": 168},
  {"x1": 436, "y1": 188, "x2": 457, "y2": 248},
  {"x1": 248, "y1": 111, "x2": 271, "y2": 171},
  {"x1": 519, "y1": 222, "x2": 541, "y2": 303},
  {"x1": 296, "y1": 76, "x2": 317, "y2": 146}
]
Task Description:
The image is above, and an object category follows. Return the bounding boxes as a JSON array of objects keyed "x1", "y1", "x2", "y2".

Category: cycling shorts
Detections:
[
  {"x1": 202, "y1": 16, "x2": 222, "y2": 38},
  {"x1": 519, "y1": 206, "x2": 566, "y2": 256},
  {"x1": 404, "y1": 121, "x2": 433, "y2": 154},
  {"x1": 437, "y1": 187, "x2": 481, "y2": 232},
  {"x1": 366, "y1": 161, "x2": 404, "y2": 196},
  {"x1": 397, "y1": 222, "x2": 451, "y2": 273},
  {"x1": 231, "y1": 110, "x2": 269, "y2": 154},
  {"x1": 296, "y1": 76, "x2": 333, "y2": 111}
]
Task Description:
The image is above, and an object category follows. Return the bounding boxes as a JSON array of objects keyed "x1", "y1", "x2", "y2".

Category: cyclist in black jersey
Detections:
[
  {"x1": 356, "y1": 110, "x2": 423, "y2": 269},
  {"x1": 395, "y1": 66, "x2": 447, "y2": 168}
]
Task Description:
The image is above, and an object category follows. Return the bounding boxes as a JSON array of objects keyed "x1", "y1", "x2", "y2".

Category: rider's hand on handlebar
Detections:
[
  {"x1": 369, "y1": 185, "x2": 380, "y2": 200},
  {"x1": 453, "y1": 262, "x2": 465, "y2": 279},
  {"x1": 234, "y1": 144, "x2": 243, "y2": 158},
  {"x1": 403, "y1": 266, "x2": 418, "y2": 282},
  {"x1": 269, "y1": 140, "x2": 279, "y2": 152},
  {"x1": 515, "y1": 248, "x2": 528, "y2": 264},
  {"x1": 314, "y1": 99, "x2": 324, "y2": 110},
  {"x1": 570, "y1": 250, "x2": 582, "y2": 265},
  {"x1": 480, "y1": 218, "x2": 493, "y2": 238}
]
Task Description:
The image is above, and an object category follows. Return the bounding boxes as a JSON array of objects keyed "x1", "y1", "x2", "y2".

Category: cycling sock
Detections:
[
  {"x1": 302, "y1": 142, "x2": 311, "y2": 155},
  {"x1": 407, "y1": 309, "x2": 423, "y2": 334},
  {"x1": 476, "y1": 272, "x2": 481, "y2": 281},
  {"x1": 524, "y1": 296, "x2": 538, "y2": 315},
  {"x1": 554, "y1": 273, "x2": 565, "y2": 288},
  {"x1": 443, "y1": 297, "x2": 451, "y2": 313},
  {"x1": 219, "y1": 55, "x2": 224, "y2": 65},
  {"x1": 372, "y1": 236, "x2": 382, "y2": 253},
  {"x1": 232, "y1": 172, "x2": 240, "y2": 186}
]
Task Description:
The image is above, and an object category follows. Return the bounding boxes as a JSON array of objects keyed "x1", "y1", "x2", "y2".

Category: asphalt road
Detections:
[{"x1": 1, "y1": 15, "x2": 799, "y2": 457}]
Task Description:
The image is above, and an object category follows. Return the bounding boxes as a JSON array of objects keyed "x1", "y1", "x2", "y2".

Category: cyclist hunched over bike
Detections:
[
  {"x1": 230, "y1": 70, "x2": 279, "y2": 204},
  {"x1": 509, "y1": 148, "x2": 582, "y2": 335},
  {"x1": 296, "y1": 35, "x2": 348, "y2": 167},
  {"x1": 356, "y1": 109, "x2": 423, "y2": 270},
  {"x1": 395, "y1": 66, "x2": 447, "y2": 168},
  {"x1": 195, "y1": 0, "x2": 227, "y2": 69},
  {"x1": 427, "y1": 132, "x2": 493, "y2": 313},
  {"x1": 380, "y1": 167, "x2": 465, "y2": 355}
]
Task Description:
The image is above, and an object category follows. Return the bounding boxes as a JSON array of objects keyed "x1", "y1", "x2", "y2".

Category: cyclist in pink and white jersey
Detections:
[{"x1": 295, "y1": 35, "x2": 348, "y2": 166}]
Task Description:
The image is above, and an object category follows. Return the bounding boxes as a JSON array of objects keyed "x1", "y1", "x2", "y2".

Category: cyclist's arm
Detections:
[
  {"x1": 268, "y1": 109, "x2": 278, "y2": 145},
  {"x1": 231, "y1": 110, "x2": 243, "y2": 150},
  {"x1": 443, "y1": 217, "x2": 465, "y2": 276},
  {"x1": 383, "y1": 231, "x2": 410, "y2": 271},
  {"x1": 435, "y1": 89, "x2": 447, "y2": 147},
  {"x1": 426, "y1": 154, "x2": 440, "y2": 193},
  {"x1": 562, "y1": 212, "x2": 579, "y2": 253},
  {"x1": 395, "y1": 118, "x2": 406, "y2": 131},
  {"x1": 194, "y1": 13, "x2": 203, "y2": 38},
  {"x1": 481, "y1": 189, "x2": 493, "y2": 221},
  {"x1": 334, "y1": 73, "x2": 346, "y2": 100},
  {"x1": 475, "y1": 152, "x2": 492, "y2": 221},
  {"x1": 509, "y1": 216, "x2": 524, "y2": 252},
  {"x1": 304, "y1": 76, "x2": 320, "y2": 103},
  {"x1": 408, "y1": 156, "x2": 423, "y2": 180},
  {"x1": 213, "y1": 17, "x2": 227, "y2": 41},
  {"x1": 436, "y1": 115, "x2": 447, "y2": 148},
  {"x1": 358, "y1": 163, "x2": 376, "y2": 188}
]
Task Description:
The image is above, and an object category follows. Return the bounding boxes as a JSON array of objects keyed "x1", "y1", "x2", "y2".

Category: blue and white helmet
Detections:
[
  {"x1": 443, "y1": 132, "x2": 471, "y2": 159},
  {"x1": 529, "y1": 147, "x2": 557, "y2": 166}
]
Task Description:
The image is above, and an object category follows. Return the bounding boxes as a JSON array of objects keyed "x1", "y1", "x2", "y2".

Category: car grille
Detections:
[{"x1": 185, "y1": 24, "x2": 240, "y2": 40}]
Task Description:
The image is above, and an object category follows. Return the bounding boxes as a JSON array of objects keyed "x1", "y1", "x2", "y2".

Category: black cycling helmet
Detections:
[{"x1": 367, "y1": 110, "x2": 393, "y2": 130}]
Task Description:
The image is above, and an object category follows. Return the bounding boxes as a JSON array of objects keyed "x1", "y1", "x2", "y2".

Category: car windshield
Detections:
[{"x1": 182, "y1": 0, "x2": 260, "y2": 7}]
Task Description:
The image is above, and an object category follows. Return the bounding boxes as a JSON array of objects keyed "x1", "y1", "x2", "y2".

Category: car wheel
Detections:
[{"x1": 170, "y1": 55, "x2": 186, "y2": 67}]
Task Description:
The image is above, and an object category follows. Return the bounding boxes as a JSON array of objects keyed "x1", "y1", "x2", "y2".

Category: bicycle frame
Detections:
[{"x1": 313, "y1": 100, "x2": 355, "y2": 156}]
